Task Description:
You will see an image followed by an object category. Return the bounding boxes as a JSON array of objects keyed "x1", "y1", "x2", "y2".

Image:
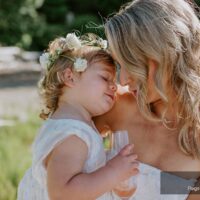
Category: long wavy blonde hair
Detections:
[
  {"x1": 105, "y1": 0, "x2": 200, "y2": 158},
  {"x1": 38, "y1": 37, "x2": 115, "y2": 120}
]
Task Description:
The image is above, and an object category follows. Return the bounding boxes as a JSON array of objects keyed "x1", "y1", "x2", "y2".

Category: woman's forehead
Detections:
[{"x1": 108, "y1": 48, "x2": 120, "y2": 65}]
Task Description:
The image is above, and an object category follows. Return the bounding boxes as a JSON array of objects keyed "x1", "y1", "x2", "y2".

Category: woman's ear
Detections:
[
  {"x1": 147, "y1": 59, "x2": 158, "y2": 82},
  {"x1": 62, "y1": 68, "x2": 75, "y2": 87}
]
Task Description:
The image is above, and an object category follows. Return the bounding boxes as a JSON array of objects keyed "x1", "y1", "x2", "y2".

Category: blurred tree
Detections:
[
  {"x1": 67, "y1": 0, "x2": 128, "y2": 16},
  {"x1": 39, "y1": 0, "x2": 67, "y2": 23},
  {"x1": 0, "y1": 0, "x2": 46, "y2": 50},
  {"x1": 195, "y1": 0, "x2": 200, "y2": 6},
  {"x1": 32, "y1": 0, "x2": 69, "y2": 50},
  {"x1": 0, "y1": 0, "x2": 199, "y2": 51},
  {"x1": 66, "y1": 0, "x2": 129, "y2": 37},
  {"x1": 68, "y1": 14, "x2": 100, "y2": 34}
]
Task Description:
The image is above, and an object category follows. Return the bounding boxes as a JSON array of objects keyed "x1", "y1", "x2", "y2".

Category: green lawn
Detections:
[{"x1": 0, "y1": 114, "x2": 41, "y2": 200}]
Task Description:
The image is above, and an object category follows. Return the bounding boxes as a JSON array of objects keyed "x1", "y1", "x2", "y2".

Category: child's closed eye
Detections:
[{"x1": 101, "y1": 76, "x2": 109, "y2": 81}]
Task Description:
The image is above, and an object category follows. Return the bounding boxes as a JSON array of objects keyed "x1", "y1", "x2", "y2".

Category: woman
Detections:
[{"x1": 94, "y1": 0, "x2": 200, "y2": 199}]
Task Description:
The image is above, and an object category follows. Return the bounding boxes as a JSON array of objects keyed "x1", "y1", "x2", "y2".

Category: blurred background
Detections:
[{"x1": 0, "y1": 0, "x2": 199, "y2": 199}]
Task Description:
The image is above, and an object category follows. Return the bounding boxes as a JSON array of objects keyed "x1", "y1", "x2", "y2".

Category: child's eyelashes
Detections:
[
  {"x1": 100, "y1": 71, "x2": 115, "y2": 82},
  {"x1": 101, "y1": 76, "x2": 109, "y2": 81},
  {"x1": 101, "y1": 75, "x2": 115, "y2": 82}
]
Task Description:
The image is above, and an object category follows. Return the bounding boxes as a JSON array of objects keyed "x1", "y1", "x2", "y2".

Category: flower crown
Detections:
[{"x1": 39, "y1": 33, "x2": 108, "y2": 72}]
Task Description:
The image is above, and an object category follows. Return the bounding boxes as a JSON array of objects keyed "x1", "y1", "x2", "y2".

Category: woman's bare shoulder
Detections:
[{"x1": 93, "y1": 92, "x2": 138, "y2": 131}]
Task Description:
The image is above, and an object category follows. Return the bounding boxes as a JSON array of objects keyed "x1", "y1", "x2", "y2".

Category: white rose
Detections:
[
  {"x1": 74, "y1": 58, "x2": 88, "y2": 72},
  {"x1": 99, "y1": 39, "x2": 108, "y2": 49},
  {"x1": 65, "y1": 33, "x2": 81, "y2": 50},
  {"x1": 39, "y1": 53, "x2": 50, "y2": 69}
]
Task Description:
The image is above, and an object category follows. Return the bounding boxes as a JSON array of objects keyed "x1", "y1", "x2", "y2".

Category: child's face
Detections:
[{"x1": 76, "y1": 61, "x2": 117, "y2": 116}]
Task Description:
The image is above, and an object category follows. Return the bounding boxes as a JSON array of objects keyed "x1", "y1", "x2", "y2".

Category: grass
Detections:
[{"x1": 0, "y1": 113, "x2": 41, "y2": 200}]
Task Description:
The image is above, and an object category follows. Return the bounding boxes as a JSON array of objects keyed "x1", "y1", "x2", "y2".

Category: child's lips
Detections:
[{"x1": 106, "y1": 93, "x2": 115, "y2": 101}]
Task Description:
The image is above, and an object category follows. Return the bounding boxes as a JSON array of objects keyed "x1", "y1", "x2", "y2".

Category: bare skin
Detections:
[
  {"x1": 94, "y1": 91, "x2": 200, "y2": 199},
  {"x1": 46, "y1": 135, "x2": 138, "y2": 200}
]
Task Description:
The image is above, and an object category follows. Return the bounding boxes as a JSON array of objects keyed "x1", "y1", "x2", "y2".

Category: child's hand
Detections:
[{"x1": 106, "y1": 144, "x2": 139, "y2": 182}]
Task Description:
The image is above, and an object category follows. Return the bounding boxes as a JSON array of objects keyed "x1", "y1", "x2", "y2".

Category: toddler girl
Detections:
[{"x1": 17, "y1": 33, "x2": 138, "y2": 200}]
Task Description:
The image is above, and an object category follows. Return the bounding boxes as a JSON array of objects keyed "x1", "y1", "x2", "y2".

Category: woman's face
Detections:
[{"x1": 114, "y1": 54, "x2": 161, "y2": 104}]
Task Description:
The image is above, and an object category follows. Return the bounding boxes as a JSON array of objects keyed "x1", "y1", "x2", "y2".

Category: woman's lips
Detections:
[{"x1": 131, "y1": 89, "x2": 137, "y2": 97}]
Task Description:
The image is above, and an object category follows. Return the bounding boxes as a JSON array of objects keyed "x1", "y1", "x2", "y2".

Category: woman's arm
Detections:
[{"x1": 46, "y1": 135, "x2": 138, "y2": 200}]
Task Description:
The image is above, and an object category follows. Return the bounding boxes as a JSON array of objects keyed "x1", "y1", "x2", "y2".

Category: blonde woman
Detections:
[{"x1": 94, "y1": 0, "x2": 200, "y2": 199}]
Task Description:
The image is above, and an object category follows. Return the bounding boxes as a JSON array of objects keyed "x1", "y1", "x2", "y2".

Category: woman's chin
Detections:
[{"x1": 131, "y1": 90, "x2": 137, "y2": 98}]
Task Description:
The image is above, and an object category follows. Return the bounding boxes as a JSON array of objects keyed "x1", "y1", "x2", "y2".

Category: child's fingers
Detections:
[
  {"x1": 131, "y1": 161, "x2": 139, "y2": 168},
  {"x1": 132, "y1": 167, "x2": 140, "y2": 176},
  {"x1": 128, "y1": 154, "x2": 138, "y2": 162},
  {"x1": 119, "y1": 144, "x2": 134, "y2": 156}
]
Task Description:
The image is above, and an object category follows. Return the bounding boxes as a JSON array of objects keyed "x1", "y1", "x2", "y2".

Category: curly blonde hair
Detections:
[
  {"x1": 105, "y1": 0, "x2": 200, "y2": 158},
  {"x1": 38, "y1": 36, "x2": 115, "y2": 120}
]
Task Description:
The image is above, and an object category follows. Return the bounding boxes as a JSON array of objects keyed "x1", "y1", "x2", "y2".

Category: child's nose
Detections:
[{"x1": 110, "y1": 82, "x2": 117, "y2": 92}]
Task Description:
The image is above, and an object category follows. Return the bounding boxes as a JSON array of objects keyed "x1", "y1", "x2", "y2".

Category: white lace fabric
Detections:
[{"x1": 17, "y1": 119, "x2": 112, "y2": 200}]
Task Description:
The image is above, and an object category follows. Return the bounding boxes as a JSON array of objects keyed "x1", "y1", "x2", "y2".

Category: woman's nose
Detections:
[{"x1": 119, "y1": 68, "x2": 130, "y2": 86}]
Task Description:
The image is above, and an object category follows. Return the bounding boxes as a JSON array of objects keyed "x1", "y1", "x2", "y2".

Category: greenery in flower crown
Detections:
[
  {"x1": 80, "y1": 33, "x2": 108, "y2": 49},
  {"x1": 39, "y1": 33, "x2": 108, "y2": 72},
  {"x1": 47, "y1": 49, "x2": 63, "y2": 70}
]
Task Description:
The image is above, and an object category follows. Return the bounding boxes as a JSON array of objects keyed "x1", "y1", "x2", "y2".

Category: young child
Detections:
[{"x1": 17, "y1": 33, "x2": 139, "y2": 200}]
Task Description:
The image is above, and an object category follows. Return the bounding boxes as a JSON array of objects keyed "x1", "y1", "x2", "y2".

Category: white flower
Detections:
[
  {"x1": 99, "y1": 39, "x2": 108, "y2": 49},
  {"x1": 73, "y1": 58, "x2": 88, "y2": 72},
  {"x1": 39, "y1": 53, "x2": 50, "y2": 69},
  {"x1": 59, "y1": 38, "x2": 67, "y2": 49},
  {"x1": 65, "y1": 33, "x2": 81, "y2": 50}
]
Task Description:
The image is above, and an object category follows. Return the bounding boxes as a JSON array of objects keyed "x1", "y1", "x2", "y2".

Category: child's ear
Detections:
[{"x1": 62, "y1": 68, "x2": 75, "y2": 87}]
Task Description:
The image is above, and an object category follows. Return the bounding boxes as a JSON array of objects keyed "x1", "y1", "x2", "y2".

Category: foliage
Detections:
[
  {"x1": 39, "y1": 0, "x2": 68, "y2": 23},
  {"x1": 69, "y1": 14, "x2": 101, "y2": 35},
  {"x1": 0, "y1": 0, "x2": 199, "y2": 50},
  {"x1": 67, "y1": 0, "x2": 127, "y2": 16},
  {"x1": 0, "y1": 0, "x2": 46, "y2": 50},
  {"x1": 0, "y1": 0, "x2": 130, "y2": 50},
  {"x1": 0, "y1": 114, "x2": 41, "y2": 200}
]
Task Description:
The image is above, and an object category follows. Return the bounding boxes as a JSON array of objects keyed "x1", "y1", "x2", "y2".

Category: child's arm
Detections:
[{"x1": 46, "y1": 135, "x2": 138, "y2": 200}]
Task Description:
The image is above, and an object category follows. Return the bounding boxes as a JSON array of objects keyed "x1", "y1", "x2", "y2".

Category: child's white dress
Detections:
[{"x1": 17, "y1": 119, "x2": 112, "y2": 200}]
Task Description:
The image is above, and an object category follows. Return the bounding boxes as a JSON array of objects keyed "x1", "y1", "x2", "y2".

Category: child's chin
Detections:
[
  {"x1": 95, "y1": 108, "x2": 110, "y2": 117},
  {"x1": 94, "y1": 102, "x2": 115, "y2": 116},
  {"x1": 103, "y1": 105, "x2": 114, "y2": 114}
]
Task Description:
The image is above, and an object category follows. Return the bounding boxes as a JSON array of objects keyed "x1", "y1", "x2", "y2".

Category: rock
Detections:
[
  {"x1": 0, "y1": 46, "x2": 41, "y2": 74},
  {"x1": 0, "y1": 46, "x2": 21, "y2": 56},
  {"x1": 20, "y1": 51, "x2": 41, "y2": 62}
]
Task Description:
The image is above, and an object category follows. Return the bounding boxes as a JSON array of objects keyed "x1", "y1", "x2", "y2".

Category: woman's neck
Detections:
[{"x1": 151, "y1": 99, "x2": 179, "y2": 127}]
